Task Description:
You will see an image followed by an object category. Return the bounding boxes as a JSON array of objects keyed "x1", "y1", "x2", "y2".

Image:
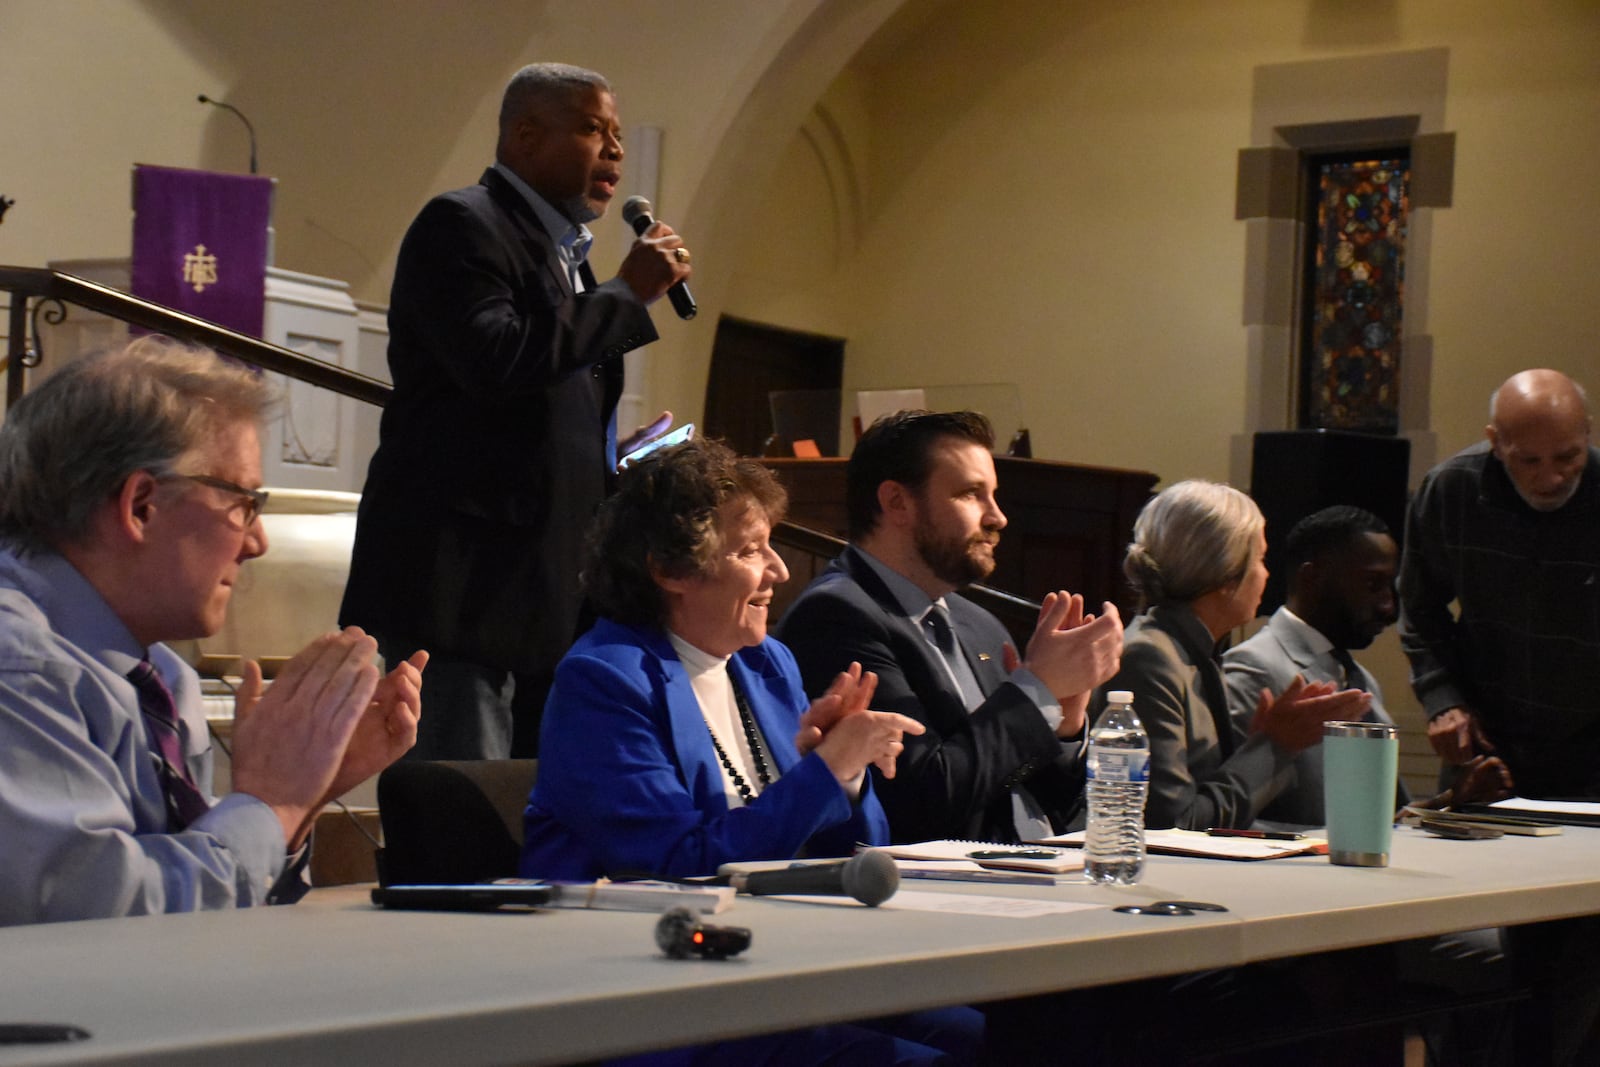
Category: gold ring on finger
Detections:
[{"x1": 673, "y1": 247, "x2": 691, "y2": 264}]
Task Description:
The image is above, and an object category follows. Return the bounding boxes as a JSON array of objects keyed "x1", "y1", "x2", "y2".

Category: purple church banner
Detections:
[{"x1": 130, "y1": 164, "x2": 273, "y2": 338}]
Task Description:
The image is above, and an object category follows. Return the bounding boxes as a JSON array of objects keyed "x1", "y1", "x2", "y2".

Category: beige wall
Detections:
[
  {"x1": 0, "y1": 0, "x2": 895, "y2": 426},
  {"x1": 6, "y1": 0, "x2": 1596, "y2": 455},
  {"x1": 5, "y1": 1, "x2": 230, "y2": 267},
  {"x1": 724, "y1": 0, "x2": 1600, "y2": 483},
  {"x1": 0, "y1": 0, "x2": 839, "y2": 302}
]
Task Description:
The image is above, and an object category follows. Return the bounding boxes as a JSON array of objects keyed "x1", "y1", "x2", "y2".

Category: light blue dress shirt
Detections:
[
  {"x1": 492, "y1": 162, "x2": 625, "y2": 469},
  {"x1": 0, "y1": 546, "x2": 289, "y2": 925},
  {"x1": 493, "y1": 162, "x2": 594, "y2": 293}
]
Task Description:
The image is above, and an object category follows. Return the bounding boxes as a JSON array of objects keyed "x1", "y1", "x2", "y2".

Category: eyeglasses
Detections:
[{"x1": 178, "y1": 474, "x2": 270, "y2": 527}]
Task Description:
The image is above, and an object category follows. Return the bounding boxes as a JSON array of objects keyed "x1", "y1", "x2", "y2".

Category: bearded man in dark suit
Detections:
[
  {"x1": 777, "y1": 410, "x2": 1123, "y2": 844},
  {"x1": 341, "y1": 62, "x2": 690, "y2": 758}
]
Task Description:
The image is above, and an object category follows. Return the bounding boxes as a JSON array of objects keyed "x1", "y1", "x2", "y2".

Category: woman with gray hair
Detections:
[{"x1": 1094, "y1": 480, "x2": 1368, "y2": 830}]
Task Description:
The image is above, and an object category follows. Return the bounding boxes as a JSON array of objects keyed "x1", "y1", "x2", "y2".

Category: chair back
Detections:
[{"x1": 375, "y1": 759, "x2": 537, "y2": 886}]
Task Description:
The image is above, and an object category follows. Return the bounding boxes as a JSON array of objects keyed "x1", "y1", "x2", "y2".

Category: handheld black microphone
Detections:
[
  {"x1": 729, "y1": 850, "x2": 900, "y2": 907},
  {"x1": 621, "y1": 195, "x2": 696, "y2": 320},
  {"x1": 654, "y1": 906, "x2": 752, "y2": 960},
  {"x1": 197, "y1": 94, "x2": 258, "y2": 174}
]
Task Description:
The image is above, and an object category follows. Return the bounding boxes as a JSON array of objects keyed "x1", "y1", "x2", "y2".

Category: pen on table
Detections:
[{"x1": 1206, "y1": 828, "x2": 1305, "y2": 841}]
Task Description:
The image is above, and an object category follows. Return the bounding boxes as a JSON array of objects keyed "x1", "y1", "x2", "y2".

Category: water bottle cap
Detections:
[{"x1": 1107, "y1": 691, "x2": 1133, "y2": 704}]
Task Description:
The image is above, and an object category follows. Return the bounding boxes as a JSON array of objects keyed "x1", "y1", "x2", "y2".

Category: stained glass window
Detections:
[{"x1": 1299, "y1": 152, "x2": 1410, "y2": 432}]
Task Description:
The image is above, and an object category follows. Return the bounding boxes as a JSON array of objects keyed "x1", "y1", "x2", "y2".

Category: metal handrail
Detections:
[{"x1": 0, "y1": 266, "x2": 392, "y2": 407}]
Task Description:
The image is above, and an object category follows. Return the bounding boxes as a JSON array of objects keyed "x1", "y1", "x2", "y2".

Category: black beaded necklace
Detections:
[{"x1": 706, "y1": 677, "x2": 772, "y2": 804}]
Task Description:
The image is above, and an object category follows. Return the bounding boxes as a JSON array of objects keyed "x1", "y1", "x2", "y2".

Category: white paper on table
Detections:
[
  {"x1": 773, "y1": 890, "x2": 1104, "y2": 918},
  {"x1": 1488, "y1": 798, "x2": 1600, "y2": 817},
  {"x1": 1040, "y1": 828, "x2": 1324, "y2": 861}
]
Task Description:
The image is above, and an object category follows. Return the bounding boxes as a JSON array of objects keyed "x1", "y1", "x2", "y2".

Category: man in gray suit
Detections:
[{"x1": 1222, "y1": 506, "x2": 1409, "y2": 826}]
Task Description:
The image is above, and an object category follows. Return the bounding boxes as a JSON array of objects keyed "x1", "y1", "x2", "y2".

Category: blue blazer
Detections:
[{"x1": 520, "y1": 618, "x2": 889, "y2": 880}]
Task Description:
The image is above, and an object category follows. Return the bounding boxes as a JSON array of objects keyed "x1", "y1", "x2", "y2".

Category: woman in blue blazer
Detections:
[{"x1": 521, "y1": 438, "x2": 918, "y2": 880}]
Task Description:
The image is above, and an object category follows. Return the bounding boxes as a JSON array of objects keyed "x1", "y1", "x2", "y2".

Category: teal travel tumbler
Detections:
[{"x1": 1322, "y1": 721, "x2": 1399, "y2": 867}]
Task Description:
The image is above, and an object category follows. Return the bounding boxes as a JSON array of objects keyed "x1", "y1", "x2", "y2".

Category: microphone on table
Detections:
[
  {"x1": 197, "y1": 94, "x2": 259, "y2": 174},
  {"x1": 621, "y1": 195, "x2": 696, "y2": 320},
  {"x1": 655, "y1": 906, "x2": 752, "y2": 960},
  {"x1": 728, "y1": 850, "x2": 900, "y2": 907}
]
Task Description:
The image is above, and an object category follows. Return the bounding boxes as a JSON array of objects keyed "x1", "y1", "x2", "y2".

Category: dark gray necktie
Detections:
[
  {"x1": 923, "y1": 603, "x2": 983, "y2": 711},
  {"x1": 1331, "y1": 649, "x2": 1367, "y2": 692},
  {"x1": 925, "y1": 602, "x2": 1050, "y2": 838}
]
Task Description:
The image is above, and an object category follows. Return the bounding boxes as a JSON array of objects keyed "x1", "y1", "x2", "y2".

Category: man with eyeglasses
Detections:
[{"x1": 0, "y1": 337, "x2": 425, "y2": 926}]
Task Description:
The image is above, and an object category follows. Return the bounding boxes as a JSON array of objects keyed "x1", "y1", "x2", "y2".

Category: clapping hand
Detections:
[
  {"x1": 1014, "y1": 591, "x2": 1124, "y2": 737},
  {"x1": 814, "y1": 708, "x2": 925, "y2": 783},
  {"x1": 323, "y1": 648, "x2": 427, "y2": 805},
  {"x1": 1250, "y1": 675, "x2": 1371, "y2": 754},
  {"x1": 794, "y1": 661, "x2": 877, "y2": 756},
  {"x1": 230, "y1": 628, "x2": 383, "y2": 848}
]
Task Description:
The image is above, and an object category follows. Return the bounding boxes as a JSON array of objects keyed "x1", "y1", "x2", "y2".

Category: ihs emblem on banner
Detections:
[{"x1": 183, "y1": 245, "x2": 219, "y2": 293}]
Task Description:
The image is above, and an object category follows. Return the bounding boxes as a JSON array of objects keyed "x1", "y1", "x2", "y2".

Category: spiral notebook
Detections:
[{"x1": 1035, "y1": 829, "x2": 1327, "y2": 861}]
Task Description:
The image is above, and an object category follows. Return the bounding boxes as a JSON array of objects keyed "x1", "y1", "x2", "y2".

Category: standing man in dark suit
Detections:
[
  {"x1": 777, "y1": 410, "x2": 1123, "y2": 844},
  {"x1": 341, "y1": 62, "x2": 691, "y2": 759}
]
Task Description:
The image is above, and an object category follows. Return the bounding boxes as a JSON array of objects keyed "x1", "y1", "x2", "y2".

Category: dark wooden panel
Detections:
[
  {"x1": 703, "y1": 316, "x2": 843, "y2": 457},
  {"x1": 991, "y1": 455, "x2": 1157, "y2": 617},
  {"x1": 1249, "y1": 430, "x2": 1410, "y2": 616},
  {"x1": 765, "y1": 457, "x2": 850, "y2": 537}
]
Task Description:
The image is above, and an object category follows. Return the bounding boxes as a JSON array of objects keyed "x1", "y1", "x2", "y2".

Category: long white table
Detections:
[{"x1": 4, "y1": 825, "x2": 1600, "y2": 1066}]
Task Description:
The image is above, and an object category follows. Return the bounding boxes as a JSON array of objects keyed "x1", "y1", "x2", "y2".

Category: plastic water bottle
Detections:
[{"x1": 1084, "y1": 690, "x2": 1149, "y2": 885}]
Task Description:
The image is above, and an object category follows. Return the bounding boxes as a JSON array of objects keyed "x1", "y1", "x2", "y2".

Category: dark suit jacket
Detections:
[
  {"x1": 340, "y1": 168, "x2": 657, "y2": 673},
  {"x1": 777, "y1": 546, "x2": 1085, "y2": 844},
  {"x1": 519, "y1": 619, "x2": 889, "y2": 880}
]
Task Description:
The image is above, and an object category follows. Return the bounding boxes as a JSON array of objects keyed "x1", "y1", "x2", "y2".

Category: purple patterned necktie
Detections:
[{"x1": 127, "y1": 658, "x2": 211, "y2": 830}]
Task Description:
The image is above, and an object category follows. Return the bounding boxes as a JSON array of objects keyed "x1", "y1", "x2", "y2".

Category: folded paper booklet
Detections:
[
  {"x1": 1035, "y1": 829, "x2": 1328, "y2": 861},
  {"x1": 1462, "y1": 798, "x2": 1600, "y2": 828},
  {"x1": 1405, "y1": 806, "x2": 1562, "y2": 836},
  {"x1": 876, "y1": 840, "x2": 1084, "y2": 874},
  {"x1": 495, "y1": 878, "x2": 736, "y2": 914}
]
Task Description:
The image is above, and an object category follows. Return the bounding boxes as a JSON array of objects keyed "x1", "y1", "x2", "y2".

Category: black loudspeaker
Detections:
[{"x1": 1249, "y1": 430, "x2": 1410, "y2": 617}]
